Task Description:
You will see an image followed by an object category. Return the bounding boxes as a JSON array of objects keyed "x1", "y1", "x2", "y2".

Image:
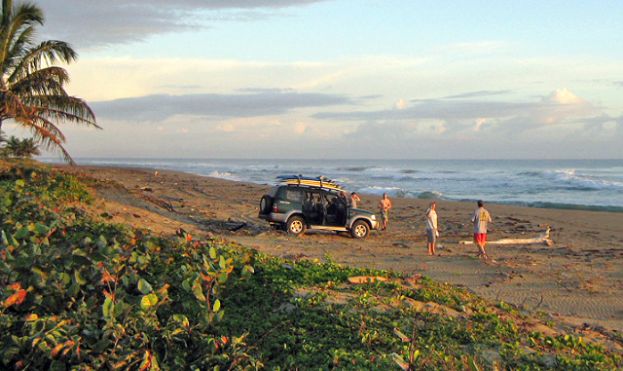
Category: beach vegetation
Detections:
[
  {"x1": 1, "y1": 161, "x2": 622, "y2": 369},
  {"x1": 0, "y1": 0, "x2": 99, "y2": 164}
]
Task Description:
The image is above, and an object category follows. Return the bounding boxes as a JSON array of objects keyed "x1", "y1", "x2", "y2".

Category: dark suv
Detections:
[{"x1": 258, "y1": 177, "x2": 379, "y2": 238}]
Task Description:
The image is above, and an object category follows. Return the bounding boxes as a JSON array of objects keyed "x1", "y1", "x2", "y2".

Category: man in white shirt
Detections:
[
  {"x1": 471, "y1": 200, "x2": 492, "y2": 259},
  {"x1": 425, "y1": 202, "x2": 439, "y2": 256}
]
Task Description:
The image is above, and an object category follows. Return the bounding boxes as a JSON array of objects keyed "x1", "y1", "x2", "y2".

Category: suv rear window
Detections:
[{"x1": 277, "y1": 187, "x2": 303, "y2": 202}]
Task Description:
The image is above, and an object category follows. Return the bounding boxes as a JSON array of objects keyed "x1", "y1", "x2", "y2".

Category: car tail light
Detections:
[{"x1": 272, "y1": 205, "x2": 279, "y2": 213}]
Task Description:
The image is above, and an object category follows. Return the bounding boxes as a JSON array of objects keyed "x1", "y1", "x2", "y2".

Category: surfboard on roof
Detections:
[{"x1": 276, "y1": 175, "x2": 344, "y2": 191}]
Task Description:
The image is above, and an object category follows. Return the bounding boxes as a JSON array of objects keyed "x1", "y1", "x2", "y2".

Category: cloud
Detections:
[
  {"x1": 441, "y1": 90, "x2": 511, "y2": 100},
  {"x1": 546, "y1": 88, "x2": 584, "y2": 105},
  {"x1": 410, "y1": 90, "x2": 511, "y2": 103},
  {"x1": 157, "y1": 84, "x2": 203, "y2": 90},
  {"x1": 315, "y1": 89, "x2": 597, "y2": 128},
  {"x1": 37, "y1": 0, "x2": 328, "y2": 47},
  {"x1": 92, "y1": 90, "x2": 352, "y2": 121},
  {"x1": 216, "y1": 123, "x2": 236, "y2": 132},
  {"x1": 474, "y1": 117, "x2": 490, "y2": 132},
  {"x1": 293, "y1": 122, "x2": 307, "y2": 135},
  {"x1": 394, "y1": 99, "x2": 408, "y2": 110}
]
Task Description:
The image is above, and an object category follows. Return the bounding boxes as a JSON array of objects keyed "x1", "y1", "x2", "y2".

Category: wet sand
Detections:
[{"x1": 58, "y1": 165, "x2": 623, "y2": 333}]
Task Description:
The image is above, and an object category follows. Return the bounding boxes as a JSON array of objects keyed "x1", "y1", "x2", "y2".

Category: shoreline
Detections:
[
  {"x1": 40, "y1": 158, "x2": 623, "y2": 213},
  {"x1": 57, "y1": 164, "x2": 623, "y2": 333},
  {"x1": 53, "y1": 161, "x2": 623, "y2": 214}
]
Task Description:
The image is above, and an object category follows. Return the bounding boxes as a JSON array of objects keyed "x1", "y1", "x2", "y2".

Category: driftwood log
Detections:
[{"x1": 459, "y1": 227, "x2": 553, "y2": 246}]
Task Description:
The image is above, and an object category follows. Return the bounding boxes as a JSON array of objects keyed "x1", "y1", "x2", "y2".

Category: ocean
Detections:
[{"x1": 43, "y1": 158, "x2": 623, "y2": 212}]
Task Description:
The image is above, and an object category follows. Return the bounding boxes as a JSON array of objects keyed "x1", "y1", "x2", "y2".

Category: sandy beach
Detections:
[{"x1": 58, "y1": 165, "x2": 623, "y2": 334}]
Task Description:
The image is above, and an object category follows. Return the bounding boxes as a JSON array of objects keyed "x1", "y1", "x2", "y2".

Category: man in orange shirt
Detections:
[{"x1": 471, "y1": 200, "x2": 492, "y2": 259}]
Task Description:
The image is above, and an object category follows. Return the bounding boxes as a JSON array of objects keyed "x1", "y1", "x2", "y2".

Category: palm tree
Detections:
[
  {"x1": 2, "y1": 135, "x2": 39, "y2": 158},
  {"x1": 0, "y1": 0, "x2": 99, "y2": 164}
]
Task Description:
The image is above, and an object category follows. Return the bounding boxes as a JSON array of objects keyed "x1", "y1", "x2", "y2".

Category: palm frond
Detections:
[
  {"x1": 3, "y1": 24, "x2": 35, "y2": 72},
  {"x1": 0, "y1": 88, "x2": 30, "y2": 120},
  {"x1": 26, "y1": 95, "x2": 98, "y2": 127},
  {"x1": 8, "y1": 40, "x2": 77, "y2": 81},
  {"x1": 10, "y1": 66, "x2": 70, "y2": 96},
  {"x1": 0, "y1": 2, "x2": 43, "y2": 67},
  {"x1": 31, "y1": 114, "x2": 67, "y2": 142},
  {"x1": 1, "y1": 0, "x2": 14, "y2": 26},
  {"x1": 14, "y1": 114, "x2": 75, "y2": 164}
]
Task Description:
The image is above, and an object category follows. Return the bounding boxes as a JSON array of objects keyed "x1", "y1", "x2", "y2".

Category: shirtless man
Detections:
[
  {"x1": 350, "y1": 192, "x2": 361, "y2": 209},
  {"x1": 471, "y1": 200, "x2": 492, "y2": 259},
  {"x1": 378, "y1": 193, "x2": 392, "y2": 231}
]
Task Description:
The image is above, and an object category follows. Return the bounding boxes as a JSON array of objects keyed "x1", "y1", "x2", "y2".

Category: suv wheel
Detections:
[
  {"x1": 259, "y1": 195, "x2": 273, "y2": 214},
  {"x1": 350, "y1": 220, "x2": 370, "y2": 239},
  {"x1": 286, "y1": 216, "x2": 306, "y2": 236}
]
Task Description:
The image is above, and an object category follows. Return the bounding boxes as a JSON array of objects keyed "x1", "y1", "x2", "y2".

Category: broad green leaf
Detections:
[
  {"x1": 181, "y1": 278, "x2": 192, "y2": 292},
  {"x1": 218, "y1": 255, "x2": 226, "y2": 270},
  {"x1": 218, "y1": 272, "x2": 228, "y2": 284},
  {"x1": 242, "y1": 265, "x2": 255, "y2": 277},
  {"x1": 74, "y1": 270, "x2": 87, "y2": 286},
  {"x1": 213, "y1": 299, "x2": 221, "y2": 312},
  {"x1": 192, "y1": 278, "x2": 206, "y2": 302},
  {"x1": 140, "y1": 293, "x2": 158, "y2": 310},
  {"x1": 60, "y1": 273, "x2": 71, "y2": 285},
  {"x1": 137, "y1": 278, "x2": 153, "y2": 294},
  {"x1": 96, "y1": 235, "x2": 107, "y2": 249},
  {"x1": 103, "y1": 297, "x2": 114, "y2": 319},
  {"x1": 3, "y1": 346, "x2": 20, "y2": 365},
  {"x1": 14, "y1": 227, "x2": 30, "y2": 240},
  {"x1": 172, "y1": 314, "x2": 190, "y2": 328},
  {"x1": 31, "y1": 244, "x2": 42, "y2": 256},
  {"x1": 208, "y1": 246, "x2": 217, "y2": 259},
  {"x1": 34, "y1": 223, "x2": 49, "y2": 236},
  {"x1": 7, "y1": 232, "x2": 18, "y2": 247},
  {"x1": 145, "y1": 240, "x2": 159, "y2": 252},
  {"x1": 1, "y1": 230, "x2": 9, "y2": 245},
  {"x1": 72, "y1": 249, "x2": 88, "y2": 257},
  {"x1": 31, "y1": 266, "x2": 48, "y2": 286}
]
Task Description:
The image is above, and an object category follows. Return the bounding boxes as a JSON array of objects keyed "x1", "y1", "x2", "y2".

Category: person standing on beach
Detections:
[
  {"x1": 378, "y1": 193, "x2": 392, "y2": 230},
  {"x1": 350, "y1": 192, "x2": 361, "y2": 209},
  {"x1": 471, "y1": 200, "x2": 492, "y2": 259},
  {"x1": 425, "y1": 202, "x2": 439, "y2": 256}
]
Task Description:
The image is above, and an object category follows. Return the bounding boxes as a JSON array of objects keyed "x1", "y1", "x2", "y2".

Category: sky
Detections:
[{"x1": 6, "y1": 0, "x2": 623, "y2": 159}]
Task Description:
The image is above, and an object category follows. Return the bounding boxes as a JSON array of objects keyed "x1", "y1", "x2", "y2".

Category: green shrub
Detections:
[{"x1": 1, "y1": 164, "x2": 621, "y2": 370}]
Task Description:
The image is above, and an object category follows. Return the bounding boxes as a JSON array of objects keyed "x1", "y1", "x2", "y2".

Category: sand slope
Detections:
[{"x1": 58, "y1": 165, "x2": 623, "y2": 333}]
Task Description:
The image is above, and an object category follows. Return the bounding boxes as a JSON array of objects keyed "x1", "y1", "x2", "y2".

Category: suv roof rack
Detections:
[{"x1": 277, "y1": 175, "x2": 344, "y2": 191}]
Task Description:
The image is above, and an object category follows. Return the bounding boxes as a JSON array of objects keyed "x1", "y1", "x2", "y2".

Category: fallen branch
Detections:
[{"x1": 460, "y1": 227, "x2": 553, "y2": 246}]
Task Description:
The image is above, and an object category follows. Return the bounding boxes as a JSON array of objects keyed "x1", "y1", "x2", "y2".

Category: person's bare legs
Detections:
[{"x1": 478, "y1": 243, "x2": 488, "y2": 259}]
